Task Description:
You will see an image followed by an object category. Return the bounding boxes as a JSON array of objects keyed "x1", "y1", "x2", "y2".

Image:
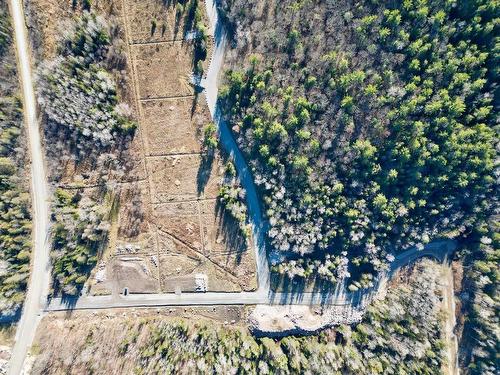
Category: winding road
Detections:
[
  {"x1": 6, "y1": 0, "x2": 457, "y2": 372},
  {"x1": 202, "y1": 0, "x2": 271, "y2": 291},
  {"x1": 45, "y1": 239, "x2": 456, "y2": 311},
  {"x1": 8, "y1": 0, "x2": 51, "y2": 374}
]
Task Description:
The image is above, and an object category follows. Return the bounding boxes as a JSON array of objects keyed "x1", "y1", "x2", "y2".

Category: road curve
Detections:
[
  {"x1": 3, "y1": 0, "x2": 459, "y2": 371},
  {"x1": 202, "y1": 0, "x2": 271, "y2": 291},
  {"x1": 42, "y1": 1, "x2": 458, "y2": 314},
  {"x1": 8, "y1": 0, "x2": 51, "y2": 374},
  {"x1": 45, "y1": 240, "x2": 456, "y2": 312}
]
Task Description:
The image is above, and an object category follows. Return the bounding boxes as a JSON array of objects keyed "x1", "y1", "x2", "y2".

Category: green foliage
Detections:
[
  {"x1": 51, "y1": 189, "x2": 110, "y2": 295},
  {"x1": 218, "y1": 164, "x2": 250, "y2": 239},
  {"x1": 33, "y1": 260, "x2": 447, "y2": 374},
  {"x1": 38, "y1": 12, "x2": 136, "y2": 149},
  {"x1": 203, "y1": 122, "x2": 218, "y2": 150},
  {"x1": 184, "y1": 0, "x2": 207, "y2": 75},
  {"x1": 219, "y1": 0, "x2": 497, "y2": 288},
  {"x1": 0, "y1": 4, "x2": 10, "y2": 56},
  {"x1": 0, "y1": 3, "x2": 31, "y2": 318},
  {"x1": 459, "y1": 221, "x2": 499, "y2": 374}
]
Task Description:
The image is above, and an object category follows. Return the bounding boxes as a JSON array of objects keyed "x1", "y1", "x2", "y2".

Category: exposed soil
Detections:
[{"x1": 26, "y1": 0, "x2": 257, "y2": 296}]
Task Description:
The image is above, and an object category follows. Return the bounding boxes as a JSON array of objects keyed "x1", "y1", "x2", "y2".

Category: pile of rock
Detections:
[
  {"x1": 195, "y1": 274, "x2": 208, "y2": 292},
  {"x1": 94, "y1": 262, "x2": 106, "y2": 283},
  {"x1": 115, "y1": 244, "x2": 141, "y2": 255}
]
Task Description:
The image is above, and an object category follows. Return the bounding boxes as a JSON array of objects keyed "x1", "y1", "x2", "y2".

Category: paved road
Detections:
[
  {"x1": 42, "y1": 0, "x2": 457, "y2": 314},
  {"x1": 7, "y1": 0, "x2": 51, "y2": 374},
  {"x1": 202, "y1": 0, "x2": 271, "y2": 291},
  {"x1": 46, "y1": 240, "x2": 456, "y2": 311},
  {"x1": 387, "y1": 240, "x2": 457, "y2": 276},
  {"x1": 6, "y1": 3, "x2": 459, "y2": 372}
]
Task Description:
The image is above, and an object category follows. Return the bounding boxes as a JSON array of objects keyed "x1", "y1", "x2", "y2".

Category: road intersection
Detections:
[
  {"x1": 45, "y1": 240, "x2": 456, "y2": 312},
  {"x1": 7, "y1": 0, "x2": 457, "y2": 372}
]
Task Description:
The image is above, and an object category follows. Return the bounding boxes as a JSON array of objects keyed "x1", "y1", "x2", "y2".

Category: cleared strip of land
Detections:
[{"x1": 8, "y1": 0, "x2": 51, "y2": 373}]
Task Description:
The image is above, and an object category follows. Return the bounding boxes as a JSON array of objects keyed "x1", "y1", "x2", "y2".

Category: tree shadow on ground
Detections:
[
  {"x1": 196, "y1": 152, "x2": 214, "y2": 196},
  {"x1": 57, "y1": 294, "x2": 79, "y2": 311},
  {"x1": 268, "y1": 271, "x2": 360, "y2": 308},
  {"x1": 182, "y1": 0, "x2": 198, "y2": 37},
  {"x1": 0, "y1": 309, "x2": 21, "y2": 324},
  {"x1": 214, "y1": 199, "x2": 247, "y2": 266},
  {"x1": 269, "y1": 272, "x2": 307, "y2": 304},
  {"x1": 191, "y1": 86, "x2": 205, "y2": 117}
]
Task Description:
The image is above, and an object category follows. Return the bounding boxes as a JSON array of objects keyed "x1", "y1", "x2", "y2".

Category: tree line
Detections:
[
  {"x1": 0, "y1": 0, "x2": 32, "y2": 319},
  {"x1": 218, "y1": 0, "x2": 497, "y2": 292}
]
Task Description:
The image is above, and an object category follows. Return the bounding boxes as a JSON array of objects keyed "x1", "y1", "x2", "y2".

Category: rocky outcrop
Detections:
[{"x1": 248, "y1": 304, "x2": 364, "y2": 337}]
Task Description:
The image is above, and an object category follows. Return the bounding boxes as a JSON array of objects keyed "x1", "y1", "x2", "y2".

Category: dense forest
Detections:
[
  {"x1": 50, "y1": 189, "x2": 110, "y2": 295},
  {"x1": 32, "y1": 260, "x2": 447, "y2": 374},
  {"x1": 37, "y1": 11, "x2": 136, "y2": 153},
  {"x1": 0, "y1": 0, "x2": 32, "y2": 318},
  {"x1": 218, "y1": 0, "x2": 498, "y2": 372},
  {"x1": 219, "y1": 0, "x2": 497, "y2": 289},
  {"x1": 459, "y1": 219, "x2": 499, "y2": 374}
]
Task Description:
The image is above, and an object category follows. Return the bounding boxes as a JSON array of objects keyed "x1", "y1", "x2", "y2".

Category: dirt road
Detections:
[
  {"x1": 5, "y1": 1, "x2": 460, "y2": 372},
  {"x1": 7, "y1": 0, "x2": 51, "y2": 373},
  {"x1": 442, "y1": 265, "x2": 460, "y2": 375},
  {"x1": 46, "y1": 240, "x2": 457, "y2": 312}
]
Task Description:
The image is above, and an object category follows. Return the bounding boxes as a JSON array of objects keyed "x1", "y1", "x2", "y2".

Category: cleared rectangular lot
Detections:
[
  {"x1": 125, "y1": 0, "x2": 188, "y2": 43},
  {"x1": 146, "y1": 154, "x2": 222, "y2": 204},
  {"x1": 132, "y1": 42, "x2": 194, "y2": 99},
  {"x1": 140, "y1": 96, "x2": 210, "y2": 156},
  {"x1": 152, "y1": 200, "x2": 204, "y2": 252}
]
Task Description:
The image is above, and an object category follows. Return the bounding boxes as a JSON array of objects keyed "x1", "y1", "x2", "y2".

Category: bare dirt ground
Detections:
[
  {"x1": 442, "y1": 263, "x2": 460, "y2": 375},
  {"x1": 132, "y1": 42, "x2": 196, "y2": 98},
  {"x1": 140, "y1": 96, "x2": 208, "y2": 156},
  {"x1": 26, "y1": 0, "x2": 257, "y2": 296},
  {"x1": 125, "y1": 0, "x2": 209, "y2": 44},
  {"x1": 104, "y1": 0, "x2": 256, "y2": 295}
]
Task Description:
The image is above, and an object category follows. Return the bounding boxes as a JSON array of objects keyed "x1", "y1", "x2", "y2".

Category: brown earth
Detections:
[
  {"x1": 131, "y1": 42, "x2": 195, "y2": 98},
  {"x1": 125, "y1": 0, "x2": 188, "y2": 43},
  {"x1": 140, "y1": 96, "x2": 208, "y2": 156},
  {"x1": 27, "y1": 0, "x2": 257, "y2": 295}
]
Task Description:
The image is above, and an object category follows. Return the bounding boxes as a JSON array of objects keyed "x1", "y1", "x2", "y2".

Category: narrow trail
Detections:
[
  {"x1": 442, "y1": 265, "x2": 460, "y2": 375},
  {"x1": 42, "y1": 0, "x2": 458, "y2": 313},
  {"x1": 7, "y1": 0, "x2": 51, "y2": 374},
  {"x1": 5, "y1": 4, "x2": 460, "y2": 372}
]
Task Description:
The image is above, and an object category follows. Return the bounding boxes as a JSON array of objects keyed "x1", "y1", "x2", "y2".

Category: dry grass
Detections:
[
  {"x1": 140, "y1": 96, "x2": 209, "y2": 156},
  {"x1": 132, "y1": 42, "x2": 195, "y2": 99},
  {"x1": 145, "y1": 154, "x2": 223, "y2": 203},
  {"x1": 32, "y1": 308, "x2": 247, "y2": 374},
  {"x1": 125, "y1": 0, "x2": 187, "y2": 43},
  {"x1": 25, "y1": 0, "x2": 122, "y2": 59},
  {"x1": 28, "y1": 0, "x2": 257, "y2": 296},
  {"x1": 152, "y1": 201, "x2": 203, "y2": 250}
]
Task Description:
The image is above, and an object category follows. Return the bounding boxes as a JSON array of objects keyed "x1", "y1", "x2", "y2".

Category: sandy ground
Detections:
[{"x1": 30, "y1": 307, "x2": 249, "y2": 374}]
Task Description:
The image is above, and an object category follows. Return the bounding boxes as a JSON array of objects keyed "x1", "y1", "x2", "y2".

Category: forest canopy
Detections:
[
  {"x1": 32, "y1": 260, "x2": 447, "y2": 374},
  {"x1": 37, "y1": 12, "x2": 135, "y2": 150},
  {"x1": 219, "y1": 0, "x2": 498, "y2": 290},
  {"x1": 0, "y1": 0, "x2": 31, "y2": 318},
  {"x1": 38, "y1": 11, "x2": 135, "y2": 296}
]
